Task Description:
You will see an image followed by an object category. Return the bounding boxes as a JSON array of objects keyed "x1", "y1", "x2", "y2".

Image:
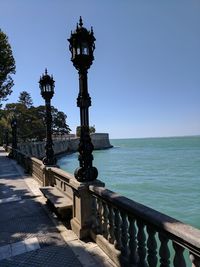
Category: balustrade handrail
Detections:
[
  {"x1": 31, "y1": 156, "x2": 43, "y2": 165},
  {"x1": 50, "y1": 167, "x2": 75, "y2": 182},
  {"x1": 50, "y1": 167, "x2": 97, "y2": 191},
  {"x1": 89, "y1": 185, "x2": 200, "y2": 257}
]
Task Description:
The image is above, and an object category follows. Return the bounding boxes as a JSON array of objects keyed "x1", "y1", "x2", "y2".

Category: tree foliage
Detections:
[
  {"x1": 0, "y1": 91, "x2": 71, "y2": 144},
  {"x1": 18, "y1": 91, "x2": 33, "y2": 108},
  {"x1": 52, "y1": 107, "x2": 71, "y2": 135},
  {"x1": 76, "y1": 125, "x2": 96, "y2": 137},
  {"x1": 0, "y1": 29, "x2": 16, "y2": 105}
]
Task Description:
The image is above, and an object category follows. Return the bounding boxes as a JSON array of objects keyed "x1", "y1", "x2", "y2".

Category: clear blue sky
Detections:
[{"x1": 1, "y1": 0, "x2": 200, "y2": 139}]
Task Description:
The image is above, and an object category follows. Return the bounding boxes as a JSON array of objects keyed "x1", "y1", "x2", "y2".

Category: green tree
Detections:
[
  {"x1": 89, "y1": 125, "x2": 96, "y2": 134},
  {"x1": 52, "y1": 107, "x2": 71, "y2": 135},
  {"x1": 18, "y1": 91, "x2": 33, "y2": 108},
  {"x1": 0, "y1": 109, "x2": 12, "y2": 144},
  {"x1": 0, "y1": 95, "x2": 71, "y2": 142},
  {"x1": 0, "y1": 29, "x2": 16, "y2": 105},
  {"x1": 4, "y1": 102, "x2": 31, "y2": 141},
  {"x1": 76, "y1": 125, "x2": 96, "y2": 137}
]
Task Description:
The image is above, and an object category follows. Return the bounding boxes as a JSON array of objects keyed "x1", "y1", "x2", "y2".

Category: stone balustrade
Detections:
[
  {"x1": 8, "y1": 147, "x2": 200, "y2": 267},
  {"x1": 89, "y1": 186, "x2": 200, "y2": 267}
]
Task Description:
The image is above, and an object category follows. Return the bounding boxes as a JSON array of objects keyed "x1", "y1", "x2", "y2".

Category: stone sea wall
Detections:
[{"x1": 18, "y1": 133, "x2": 113, "y2": 159}]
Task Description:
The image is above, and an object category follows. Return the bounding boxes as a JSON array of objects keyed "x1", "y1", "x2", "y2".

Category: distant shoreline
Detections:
[{"x1": 110, "y1": 135, "x2": 200, "y2": 140}]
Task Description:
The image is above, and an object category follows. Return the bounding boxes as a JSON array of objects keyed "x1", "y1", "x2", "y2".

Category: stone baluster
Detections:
[
  {"x1": 128, "y1": 215, "x2": 138, "y2": 265},
  {"x1": 159, "y1": 233, "x2": 170, "y2": 267},
  {"x1": 91, "y1": 197, "x2": 98, "y2": 232},
  {"x1": 172, "y1": 242, "x2": 186, "y2": 267},
  {"x1": 114, "y1": 208, "x2": 122, "y2": 250},
  {"x1": 108, "y1": 205, "x2": 115, "y2": 244},
  {"x1": 102, "y1": 201, "x2": 109, "y2": 239},
  {"x1": 190, "y1": 254, "x2": 200, "y2": 267},
  {"x1": 147, "y1": 226, "x2": 157, "y2": 267},
  {"x1": 96, "y1": 198, "x2": 103, "y2": 234},
  {"x1": 137, "y1": 220, "x2": 147, "y2": 267},
  {"x1": 120, "y1": 211, "x2": 129, "y2": 258}
]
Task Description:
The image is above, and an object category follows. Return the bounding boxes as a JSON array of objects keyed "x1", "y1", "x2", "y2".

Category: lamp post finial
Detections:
[{"x1": 79, "y1": 16, "x2": 83, "y2": 27}]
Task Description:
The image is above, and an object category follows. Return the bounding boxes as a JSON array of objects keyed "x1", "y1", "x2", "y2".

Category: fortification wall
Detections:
[
  {"x1": 18, "y1": 133, "x2": 112, "y2": 159},
  {"x1": 90, "y1": 133, "x2": 112, "y2": 150}
]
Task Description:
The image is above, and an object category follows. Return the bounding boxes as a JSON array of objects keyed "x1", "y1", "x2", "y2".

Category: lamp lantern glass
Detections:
[
  {"x1": 68, "y1": 17, "x2": 95, "y2": 70},
  {"x1": 39, "y1": 69, "x2": 55, "y2": 99}
]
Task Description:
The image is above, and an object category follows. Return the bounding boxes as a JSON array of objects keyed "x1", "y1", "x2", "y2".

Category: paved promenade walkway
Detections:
[{"x1": 0, "y1": 147, "x2": 116, "y2": 267}]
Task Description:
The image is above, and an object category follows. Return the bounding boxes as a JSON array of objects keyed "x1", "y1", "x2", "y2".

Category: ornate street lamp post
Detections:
[
  {"x1": 39, "y1": 69, "x2": 56, "y2": 166},
  {"x1": 68, "y1": 17, "x2": 98, "y2": 182},
  {"x1": 11, "y1": 118, "x2": 17, "y2": 150}
]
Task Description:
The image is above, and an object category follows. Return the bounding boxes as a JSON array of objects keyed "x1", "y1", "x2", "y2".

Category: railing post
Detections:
[
  {"x1": 43, "y1": 167, "x2": 53, "y2": 186},
  {"x1": 137, "y1": 221, "x2": 147, "y2": 267},
  {"x1": 159, "y1": 233, "x2": 170, "y2": 267},
  {"x1": 121, "y1": 211, "x2": 129, "y2": 258},
  {"x1": 108, "y1": 205, "x2": 115, "y2": 244},
  {"x1": 70, "y1": 180, "x2": 104, "y2": 240},
  {"x1": 102, "y1": 201, "x2": 109, "y2": 239},
  {"x1": 147, "y1": 226, "x2": 157, "y2": 267},
  {"x1": 173, "y1": 242, "x2": 186, "y2": 267},
  {"x1": 91, "y1": 197, "x2": 97, "y2": 232},
  {"x1": 114, "y1": 208, "x2": 122, "y2": 250},
  {"x1": 96, "y1": 198, "x2": 103, "y2": 234},
  {"x1": 128, "y1": 215, "x2": 138, "y2": 265}
]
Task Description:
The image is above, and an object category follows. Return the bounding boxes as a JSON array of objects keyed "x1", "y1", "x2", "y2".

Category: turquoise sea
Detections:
[{"x1": 58, "y1": 136, "x2": 200, "y2": 229}]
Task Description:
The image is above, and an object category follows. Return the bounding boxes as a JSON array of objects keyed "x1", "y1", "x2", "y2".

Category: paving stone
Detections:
[
  {"x1": 24, "y1": 237, "x2": 40, "y2": 252},
  {"x1": 0, "y1": 196, "x2": 21, "y2": 204},
  {"x1": 0, "y1": 173, "x2": 19, "y2": 178},
  {"x1": 0, "y1": 198, "x2": 47, "y2": 222},
  {"x1": 23, "y1": 177, "x2": 42, "y2": 196},
  {"x1": 0, "y1": 245, "x2": 82, "y2": 267},
  {"x1": 0, "y1": 245, "x2": 11, "y2": 260},
  {"x1": 0, "y1": 178, "x2": 34, "y2": 199},
  {"x1": 11, "y1": 241, "x2": 26, "y2": 257},
  {"x1": 68, "y1": 240, "x2": 96, "y2": 266}
]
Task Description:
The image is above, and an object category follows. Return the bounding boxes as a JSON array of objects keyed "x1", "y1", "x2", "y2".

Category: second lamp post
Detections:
[
  {"x1": 68, "y1": 17, "x2": 98, "y2": 182},
  {"x1": 39, "y1": 69, "x2": 56, "y2": 166}
]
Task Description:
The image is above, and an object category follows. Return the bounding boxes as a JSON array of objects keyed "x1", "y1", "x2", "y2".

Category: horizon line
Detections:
[{"x1": 110, "y1": 134, "x2": 200, "y2": 140}]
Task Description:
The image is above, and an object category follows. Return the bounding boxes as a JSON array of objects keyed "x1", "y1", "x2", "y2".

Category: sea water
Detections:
[{"x1": 58, "y1": 136, "x2": 200, "y2": 229}]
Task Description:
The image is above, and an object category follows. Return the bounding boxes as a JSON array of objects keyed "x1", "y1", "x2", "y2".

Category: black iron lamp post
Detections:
[
  {"x1": 39, "y1": 69, "x2": 56, "y2": 166},
  {"x1": 68, "y1": 17, "x2": 98, "y2": 182}
]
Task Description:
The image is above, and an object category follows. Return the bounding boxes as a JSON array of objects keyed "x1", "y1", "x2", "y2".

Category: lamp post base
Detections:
[
  {"x1": 43, "y1": 143, "x2": 57, "y2": 166},
  {"x1": 42, "y1": 157, "x2": 57, "y2": 166},
  {"x1": 75, "y1": 126, "x2": 98, "y2": 182},
  {"x1": 74, "y1": 166, "x2": 98, "y2": 182}
]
